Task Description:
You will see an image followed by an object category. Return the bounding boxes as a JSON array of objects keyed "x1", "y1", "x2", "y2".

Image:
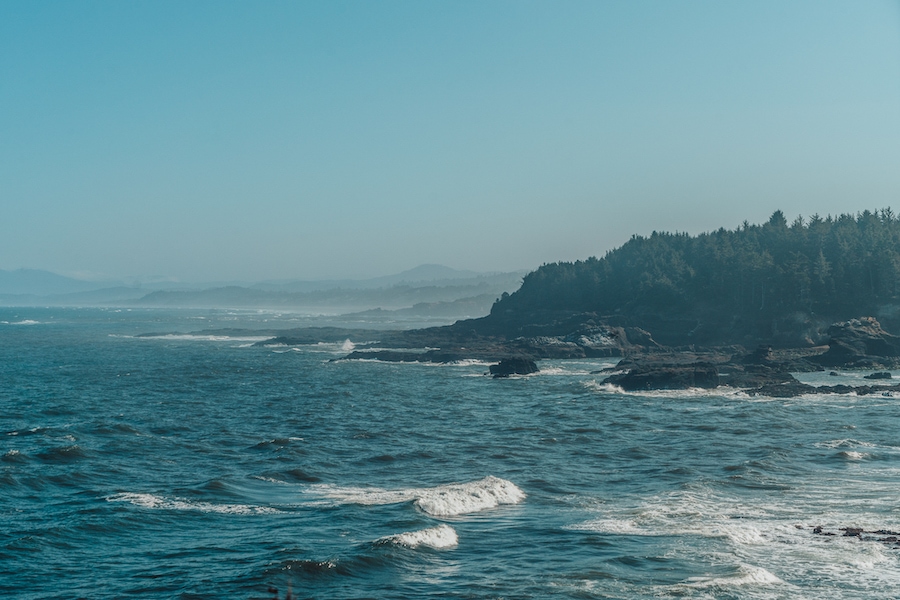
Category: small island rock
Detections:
[{"x1": 490, "y1": 357, "x2": 539, "y2": 377}]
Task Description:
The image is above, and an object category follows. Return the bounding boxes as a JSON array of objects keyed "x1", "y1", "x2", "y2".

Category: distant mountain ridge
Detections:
[
  {"x1": 0, "y1": 265, "x2": 525, "y2": 318},
  {"x1": 0, "y1": 269, "x2": 117, "y2": 296},
  {"x1": 251, "y1": 264, "x2": 500, "y2": 293}
]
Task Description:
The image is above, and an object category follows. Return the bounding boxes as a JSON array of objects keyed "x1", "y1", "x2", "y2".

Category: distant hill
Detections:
[
  {"x1": 131, "y1": 273, "x2": 523, "y2": 316},
  {"x1": 0, "y1": 269, "x2": 114, "y2": 296},
  {"x1": 251, "y1": 264, "x2": 505, "y2": 293},
  {"x1": 0, "y1": 265, "x2": 525, "y2": 319},
  {"x1": 484, "y1": 210, "x2": 900, "y2": 346}
]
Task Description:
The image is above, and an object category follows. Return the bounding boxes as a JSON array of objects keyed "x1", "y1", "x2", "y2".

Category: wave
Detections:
[
  {"x1": 106, "y1": 492, "x2": 278, "y2": 514},
  {"x1": 311, "y1": 475, "x2": 525, "y2": 517},
  {"x1": 836, "y1": 450, "x2": 870, "y2": 461},
  {"x1": 5, "y1": 426, "x2": 53, "y2": 437},
  {"x1": 3, "y1": 319, "x2": 40, "y2": 325},
  {"x1": 377, "y1": 524, "x2": 458, "y2": 549},
  {"x1": 139, "y1": 334, "x2": 271, "y2": 342},
  {"x1": 566, "y1": 482, "x2": 900, "y2": 596},
  {"x1": 681, "y1": 564, "x2": 785, "y2": 589},
  {"x1": 816, "y1": 438, "x2": 877, "y2": 449},
  {"x1": 36, "y1": 445, "x2": 88, "y2": 463},
  {"x1": 565, "y1": 488, "x2": 779, "y2": 545},
  {"x1": 534, "y1": 366, "x2": 595, "y2": 376},
  {"x1": 1, "y1": 449, "x2": 28, "y2": 463},
  {"x1": 581, "y1": 379, "x2": 751, "y2": 399}
]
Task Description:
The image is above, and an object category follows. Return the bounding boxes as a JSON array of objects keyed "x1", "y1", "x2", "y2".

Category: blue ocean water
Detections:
[{"x1": 3, "y1": 307, "x2": 900, "y2": 599}]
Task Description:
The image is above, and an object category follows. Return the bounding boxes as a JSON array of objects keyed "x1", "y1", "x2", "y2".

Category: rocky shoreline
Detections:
[
  {"x1": 151, "y1": 314, "x2": 900, "y2": 397},
  {"x1": 323, "y1": 316, "x2": 900, "y2": 396}
]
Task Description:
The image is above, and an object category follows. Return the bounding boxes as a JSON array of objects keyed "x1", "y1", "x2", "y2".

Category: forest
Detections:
[{"x1": 489, "y1": 210, "x2": 900, "y2": 345}]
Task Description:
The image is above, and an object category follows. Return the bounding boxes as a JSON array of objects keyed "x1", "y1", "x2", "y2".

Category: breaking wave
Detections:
[
  {"x1": 312, "y1": 475, "x2": 525, "y2": 517},
  {"x1": 681, "y1": 564, "x2": 785, "y2": 589},
  {"x1": 377, "y1": 524, "x2": 458, "y2": 549},
  {"x1": 106, "y1": 492, "x2": 278, "y2": 514}
]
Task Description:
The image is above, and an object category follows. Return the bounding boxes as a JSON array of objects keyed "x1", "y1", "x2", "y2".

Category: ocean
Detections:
[{"x1": 3, "y1": 307, "x2": 900, "y2": 599}]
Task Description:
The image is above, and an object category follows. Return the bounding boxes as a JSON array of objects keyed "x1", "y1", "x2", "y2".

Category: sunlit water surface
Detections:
[{"x1": 3, "y1": 308, "x2": 900, "y2": 599}]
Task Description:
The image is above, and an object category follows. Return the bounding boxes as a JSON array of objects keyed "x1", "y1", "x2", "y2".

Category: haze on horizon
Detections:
[{"x1": 2, "y1": 1, "x2": 899, "y2": 284}]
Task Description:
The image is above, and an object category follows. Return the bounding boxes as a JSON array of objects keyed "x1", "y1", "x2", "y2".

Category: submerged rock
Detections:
[{"x1": 489, "y1": 357, "x2": 539, "y2": 377}]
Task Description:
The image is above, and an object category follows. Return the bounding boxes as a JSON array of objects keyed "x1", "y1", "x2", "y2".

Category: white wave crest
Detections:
[
  {"x1": 142, "y1": 334, "x2": 270, "y2": 342},
  {"x1": 817, "y1": 438, "x2": 877, "y2": 449},
  {"x1": 683, "y1": 564, "x2": 784, "y2": 588},
  {"x1": 379, "y1": 524, "x2": 458, "y2": 549},
  {"x1": 5, "y1": 320, "x2": 40, "y2": 325},
  {"x1": 312, "y1": 475, "x2": 525, "y2": 517},
  {"x1": 107, "y1": 492, "x2": 277, "y2": 514},
  {"x1": 564, "y1": 518, "x2": 642, "y2": 535},
  {"x1": 341, "y1": 338, "x2": 355, "y2": 352},
  {"x1": 415, "y1": 477, "x2": 526, "y2": 516},
  {"x1": 837, "y1": 450, "x2": 869, "y2": 461}
]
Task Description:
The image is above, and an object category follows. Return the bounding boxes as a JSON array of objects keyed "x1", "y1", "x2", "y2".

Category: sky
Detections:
[{"x1": 2, "y1": 1, "x2": 899, "y2": 283}]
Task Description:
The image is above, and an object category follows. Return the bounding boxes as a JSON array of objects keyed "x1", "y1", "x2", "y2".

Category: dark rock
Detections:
[
  {"x1": 746, "y1": 381, "x2": 900, "y2": 398},
  {"x1": 814, "y1": 317, "x2": 900, "y2": 368},
  {"x1": 747, "y1": 381, "x2": 817, "y2": 398},
  {"x1": 742, "y1": 345, "x2": 775, "y2": 364},
  {"x1": 603, "y1": 363, "x2": 719, "y2": 391},
  {"x1": 719, "y1": 368, "x2": 797, "y2": 388},
  {"x1": 829, "y1": 371, "x2": 840, "y2": 376},
  {"x1": 489, "y1": 357, "x2": 539, "y2": 377},
  {"x1": 808, "y1": 526, "x2": 900, "y2": 545},
  {"x1": 864, "y1": 371, "x2": 892, "y2": 380},
  {"x1": 735, "y1": 344, "x2": 823, "y2": 373},
  {"x1": 338, "y1": 350, "x2": 423, "y2": 362}
]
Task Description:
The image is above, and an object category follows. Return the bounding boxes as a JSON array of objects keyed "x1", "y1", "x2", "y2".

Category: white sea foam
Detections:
[
  {"x1": 379, "y1": 524, "x2": 459, "y2": 549},
  {"x1": 569, "y1": 482, "x2": 900, "y2": 596},
  {"x1": 581, "y1": 379, "x2": 753, "y2": 400},
  {"x1": 450, "y1": 359, "x2": 492, "y2": 367},
  {"x1": 6, "y1": 319, "x2": 40, "y2": 325},
  {"x1": 341, "y1": 338, "x2": 355, "y2": 352},
  {"x1": 683, "y1": 564, "x2": 784, "y2": 588},
  {"x1": 837, "y1": 450, "x2": 870, "y2": 461},
  {"x1": 107, "y1": 492, "x2": 278, "y2": 514},
  {"x1": 140, "y1": 334, "x2": 271, "y2": 343},
  {"x1": 581, "y1": 381, "x2": 625, "y2": 394},
  {"x1": 816, "y1": 438, "x2": 877, "y2": 449},
  {"x1": 312, "y1": 476, "x2": 525, "y2": 517},
  {"x1": 253, "y1": 476, "x2": 289, "y2": 485},
  {"x1": 565, "y1": 518, "x2": 642, "y2": 535},
  {"x1": 535, "y1": 366, "x2": 593, "y2": 376}
]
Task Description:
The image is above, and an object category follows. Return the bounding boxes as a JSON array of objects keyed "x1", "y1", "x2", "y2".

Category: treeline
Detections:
[{"x1": 491, "y1": 209, "x2": 900, "y2": 342}]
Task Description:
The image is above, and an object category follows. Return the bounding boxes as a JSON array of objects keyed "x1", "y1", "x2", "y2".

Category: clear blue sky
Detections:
[{"x1": 2, "y1": 1, "x2": 899, "y2": 282}]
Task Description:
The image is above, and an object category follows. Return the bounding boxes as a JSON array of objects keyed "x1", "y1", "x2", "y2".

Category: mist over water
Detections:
[{"x1": 3, "y1": 307, "x2": 900, "y2": 598}]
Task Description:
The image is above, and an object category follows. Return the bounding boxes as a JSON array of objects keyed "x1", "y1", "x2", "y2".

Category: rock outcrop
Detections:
[
  {"x1": 814, "y1": 317, "x2": 900, "y2": 368},
  {"x1": 489, "y1": 357, "x2": 539, "y2": 378},
  {"x1": 603, "y1": 362, "x2": 719, "y2": 391}
]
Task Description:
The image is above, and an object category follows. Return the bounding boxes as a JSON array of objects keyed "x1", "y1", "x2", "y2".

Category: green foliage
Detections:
[{"x1": 495, "y1": 210, "x2": 900, "y2": 326}]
